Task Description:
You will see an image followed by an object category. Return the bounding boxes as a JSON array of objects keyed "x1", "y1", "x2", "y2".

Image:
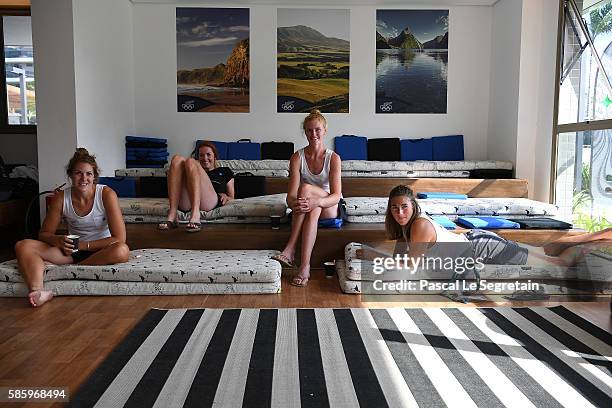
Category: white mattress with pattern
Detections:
[
  {"x1": 335, "y1": 260, "x2": 611, "y2": 295},
  {"x1": 341, "y1": 170, "x2": 470, "y2": 178},
  {"x1": 343, "y1": 242, "x2": 612, "y2": 282},
  {"x1": 0, "y1": 249, "x2": 282, "y2": 297},
  {"x1": 344, "y1": 197, "x2": 558, "y2": 221},
  {"x1": 341, "y1": 160, "x2": 513, "y2": 171},
  {"x1": 119, "y1": 194, "x2": 288, "y2": 223}
]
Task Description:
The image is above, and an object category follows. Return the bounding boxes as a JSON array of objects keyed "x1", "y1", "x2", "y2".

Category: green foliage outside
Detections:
[
  {"x1": 572, "y1": 163, "x2": 611, "y2": 231},
  {"x1": 590, "y1": 2, "x2": 612, "y2": 37}
]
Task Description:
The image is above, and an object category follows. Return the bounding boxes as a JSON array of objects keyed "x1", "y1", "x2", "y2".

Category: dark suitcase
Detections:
[
  {"x1": 98, "y1": 177, "x2": 137, "y2": 197},
  {"x1": 138, "y1": 176, "x2": 168, "y2": 198},
  {"x1": 367, "y1": 138, "x2": 401, "y2": 161},
  {"x1": 261, "y1": 141, "x2": 294, "y2": 160},
  {"x1": 228, "y1": 139, "x2": 261, "y2": 160},
  {"x1": 469, "y1": 169, "x2": 513, "y2": 179},
  {"x1": 401, "y1": 138, "x2": 433, "y2": 161},
  {"x1": 334, "y1": 135, "x2": 367, "y2": 160},
  {"x1": 126, "y1": 135, "x2": 167, "y2": 144},
  {"x1": 506, "y1": 217, "x2": 573, "y2": 230},
  {"x1": 432, "y1": 135, "x2": 464, "y2": 161},
  {"x1": 234, "y1": 172, "x2": 266, "y2": 198}
]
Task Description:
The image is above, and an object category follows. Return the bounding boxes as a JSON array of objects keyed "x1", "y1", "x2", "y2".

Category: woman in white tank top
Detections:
[
  {"x1": 14, "y1": 149, "x2": 130, "y2": 308},
  {"x1": 271, "y1": 110, "x2": 342, "y2": 287}
]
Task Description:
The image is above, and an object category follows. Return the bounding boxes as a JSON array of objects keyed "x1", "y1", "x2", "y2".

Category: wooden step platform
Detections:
[
  {"x1": 127, "y1": 223, "x2": 584, "y2": 267},
  {"x1": 265, "y1": 177, "x2": 528, "y2": 197}
]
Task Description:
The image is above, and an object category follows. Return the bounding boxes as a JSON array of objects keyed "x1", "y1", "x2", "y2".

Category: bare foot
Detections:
[
  {"x1": 28, "y1": 290, "x2": 53, "y2": 307},
  {"x1": 290, "y1": 266, "x2": 310, "y2": 287}
]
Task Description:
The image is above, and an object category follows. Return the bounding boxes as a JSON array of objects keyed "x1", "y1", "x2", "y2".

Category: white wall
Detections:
[
  {"x1": 31, "y1": 0, "x2": 78, "y2": 193},
  {"x1": 133, "y1": 3, "x2": 492, "y2": 160},
  {"x1": 72, "y1": 0, "x2": 135, "y2": 177},
  {"x1": 487, "y1": 0, "x2": 521, "y2": 164}
]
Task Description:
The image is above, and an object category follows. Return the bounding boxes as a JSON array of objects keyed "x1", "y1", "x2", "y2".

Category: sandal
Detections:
[
  {"x1": 271, "y1": 254, "x2": 295, "y2": 268},
  {"x1": 290, "y1": 274, "x2": 309, "y2": 287},
  {"x1": 185, "y1": 222, "x2": 202, "y2": 233},
  {"x1": 157, "y1": 220, "x2": 178, "y2": 230}
]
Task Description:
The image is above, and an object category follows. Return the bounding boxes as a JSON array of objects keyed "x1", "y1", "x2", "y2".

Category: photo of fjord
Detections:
[
  {"x1": 277, "y1": 8, "x2": 350, "y2": 113},
  {"x1": 176, "y1": 8, "x2": 250, "y2": 112},
  {"x1": 376, "y1": 9, "x2": 449, "y2": 114}
]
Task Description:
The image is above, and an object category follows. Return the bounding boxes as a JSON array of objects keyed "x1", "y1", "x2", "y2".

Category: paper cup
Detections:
[{"x1": 67, "y1": 234, "x2": 80, "y2": 253}]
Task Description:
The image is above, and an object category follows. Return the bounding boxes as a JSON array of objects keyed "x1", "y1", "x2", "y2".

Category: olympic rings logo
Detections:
[
  {"x1": 182, "y1": 101, "x2": 195, "y2": 111},
  {"x1": 281, "y1": 101, "x2": 295, "y2": 111},
  {"x1": 379, "y1": 102, "x2": 393, "y2": 112}
]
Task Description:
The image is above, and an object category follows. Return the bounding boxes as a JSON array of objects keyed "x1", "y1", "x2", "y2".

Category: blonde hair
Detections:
[
  {"x1": 66, "y1": 148, "x2": 101, "y2": 182},
  {"x1": 302, "y1": 109, "x2": 327, "y2": 132}
]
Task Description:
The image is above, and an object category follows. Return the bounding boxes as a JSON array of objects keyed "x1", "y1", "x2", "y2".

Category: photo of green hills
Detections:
[{"x1": 277, "y1": 9, "x2": 350, "y2": 113}]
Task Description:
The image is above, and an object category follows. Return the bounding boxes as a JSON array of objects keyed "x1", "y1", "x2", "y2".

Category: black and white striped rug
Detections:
[{"x1": 71, "y1": 306, "x2": 611, "y2": 407}]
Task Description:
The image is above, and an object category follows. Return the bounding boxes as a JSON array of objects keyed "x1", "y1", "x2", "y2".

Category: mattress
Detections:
[
  {"x1": 123, "y1": 215, "x2": 290, "y2": 224},
  {"x1": 343, "y1": 243, "x2": 612, "y2": 282},
  {"x1": 118, "y1": 194, "x2": 288, "y2": 223},
  {"x1": 344, "y1": 197, "x2": 559, "y2": 217},
  {"x1": 0, "y1": 248, "x2": 282, "y2": 297},
  {"x1": 341, "y1": 170, "x2": 469, "y2": 178},
  {"x1": 0, "y1": 280, "x2": 281, "y2": 297},
  {"x1": 341, "y1": 160, "x2": 513, "y2": 172},
  {"x1": 335, "y1": 260, "x2": 611, "y2": 295},
  {"x1": 217, "y1": 159, "x2": 289, "y2": 171},
  {"x1": 115, "y1": 168, "x2": 168, "y2": 177}
]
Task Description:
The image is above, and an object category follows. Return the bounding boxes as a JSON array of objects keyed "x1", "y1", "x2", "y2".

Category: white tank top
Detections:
[
  {"x1": 298, "y1": 148, "x2": 333, "y2": 193},
  {"x1": 417, "y1": 214, "x2": 468, "y2": 243},
  {"x1": 62, "y1": 184, "x2": 111, "y2": 241}
]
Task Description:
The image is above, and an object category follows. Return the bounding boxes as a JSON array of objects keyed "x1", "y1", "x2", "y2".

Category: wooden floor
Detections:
[{"x1": 0, "y1": 269, "x2": 609, "y2": 408}]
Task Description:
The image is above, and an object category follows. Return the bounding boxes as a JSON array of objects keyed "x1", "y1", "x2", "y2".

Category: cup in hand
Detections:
[{"x1": 67, "y1": 234, "x2": 80, "y2": 253}]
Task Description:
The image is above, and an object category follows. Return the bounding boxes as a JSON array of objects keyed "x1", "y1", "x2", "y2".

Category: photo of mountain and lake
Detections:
[
  {"x1": 376, "y1": 9, "x2": 449, "y2": 114},
  {"x1": 277, "y1": 9, "x2": 350, "y2": 113},
  {"x1": 176, "y1": 8, "x2": 249, "y2": 112}
]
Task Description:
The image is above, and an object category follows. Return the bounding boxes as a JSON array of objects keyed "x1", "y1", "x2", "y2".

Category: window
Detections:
[
  {"x1": 0, "y1": 9, "x2": 36, "y2": 131},
  {"x1": 553, "y1": 0, "x2": 612, "y2": 232}
]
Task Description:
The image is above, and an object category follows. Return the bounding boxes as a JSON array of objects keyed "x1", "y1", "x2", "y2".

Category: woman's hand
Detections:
[
  {"x1": 295, "y1": 196, "x2": 320, "y2": 213},
  {"x1": 56, "y1": 235, "x2": 75, "y2": 256},
  {"x1": 219, "y1": 193, "x2": 232, "y2": 206}
]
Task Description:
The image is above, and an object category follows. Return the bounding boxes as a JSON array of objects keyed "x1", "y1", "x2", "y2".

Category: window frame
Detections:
[{"x1": 0, "y1": 7, "x2": 36, "y2": 134}]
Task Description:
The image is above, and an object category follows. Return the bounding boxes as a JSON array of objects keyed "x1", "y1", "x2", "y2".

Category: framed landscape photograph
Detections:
[
  {"x1": 277, "y1": 8, "x2": 350, "y2": 113},
  {"x1": 176, "y1": 8, "x2": 250, "y2": 112},
  {"x1": 376, "y1": 9, "x2": 449, "y2": 114}
]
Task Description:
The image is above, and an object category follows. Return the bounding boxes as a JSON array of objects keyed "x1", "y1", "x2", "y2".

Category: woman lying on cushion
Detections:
[
  {"x1": 15, "y1": 148, "x2": 130, "y2": 307},
  {"x1": 159, "y1": 141, "x2": 234, "y2": 232},
  {"x1": 272, "y1": 110, "x2": 342, "y2": 287},
  {"x1": 356, "y1": 184, "x2": 611, "y2": 269}
]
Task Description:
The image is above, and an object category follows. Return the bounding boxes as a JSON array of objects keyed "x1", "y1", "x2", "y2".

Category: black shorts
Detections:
[
  {"x1": 179, "y1": 193, "x2": 224, "y2": 214},
  {"x1": 71, "y1": 250, "x2": 95, "y2": 264}
]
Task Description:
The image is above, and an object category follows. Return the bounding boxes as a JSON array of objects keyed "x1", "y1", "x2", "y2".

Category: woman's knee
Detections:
[
  {"x1": 170, "y1": 154, "x2": 186, "y2": 167},
  {"x1": 15, "y1": 239, "x2": 37, "y2": 255},
  {"x1": 184, "y1": 158, "x2": 200, "y2": 173},
  {"x1": 111, "y1": 242, "x2": 130, "y2": 263},
  {"x1": 297, "y1": 183, "x2": 314, "y2": 197}
]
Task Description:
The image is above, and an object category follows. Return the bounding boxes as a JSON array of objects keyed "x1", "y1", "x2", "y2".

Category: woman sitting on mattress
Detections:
[
  {"x1": 15, "y1": 148, "x2": 130, "y2": 307},
  {"x1": 356, "y1": 184, "x2": 611, "y2": 269},
  {"x1": 272, "y1": 109, "x2": 342, "y2": 287},
  {"x1": 158, "y1": 140, "x2": 234, "y2": 233}
]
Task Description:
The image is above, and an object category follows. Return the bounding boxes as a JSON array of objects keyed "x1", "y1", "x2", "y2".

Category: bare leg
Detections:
[
  {"x1": 291, "y1": 183, "x2": 339, "y2": 285},
  {"x1": 525, "y1": 239, "x2": 612, "y2": 267},
  {"x1": 279, "y1": 212, "x2": 305, "y2": 263},
  {"x1": 183, "y1": 159, "x2": 218, "y2": 223},
  {"x1": 543, "y1": 228, "x2": 612, "y2": 256},
  {"x1": 166, "y1": 155, "x2": 187, "y2": 222},
  {"x1": 14, "y1": 239, "x2": 73, "y2": 307},
  {"x1": 78, "y1": 242, "x2": 130, "y2": 265}
]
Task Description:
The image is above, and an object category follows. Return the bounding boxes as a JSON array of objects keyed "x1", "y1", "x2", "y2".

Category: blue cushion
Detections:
[
  {"x1": 431, "y1": 216, "x2": 457, "y2": 229},
  {"x1": 228, "y1": 139, "x2": 261, "y2": 160},
  {"x1": 126, "y1": 135, "x2": 167, "y2": 144},
  {"x1": 456, "y1": 216, "x2": 520, "y2": 229},
  {"x1": 401, "y1": 138, "x2": 433, "y2": 161},
  {"x1": 98, "y1": 177, "x2": 137, "y2": 197},
  {"x1": 334, "y1": 135, "x2": 368, "y2": 160},
  {"x1": 417, "y1": 192, "x2": 468, "y2": 200},
  {"x1": 432, "y1": 135, "x2": 464, "y2": 161},
  {"x1": 318, "y1": 218, "x2": 343, "y2": 229}
]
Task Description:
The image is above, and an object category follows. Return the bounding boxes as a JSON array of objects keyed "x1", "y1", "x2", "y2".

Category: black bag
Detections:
[
  {"x1": 470, "y1": 169, "x2": 513, "y2": 179},
  {"x1": 261, "y1": 141, "x2": 294, "y2": 160},
  {"x1": 234, "y1": 172, "x2": 266, "y2": 199},
  {"x1": 367, "y1": 138, "x2": 401, "y2": 161},
  {"x1": 506, "y1": 217, "x2": 573, "y2": 230},
  {"x1": 138, "y1": 177, "x2": 168, "y2": 198}
]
